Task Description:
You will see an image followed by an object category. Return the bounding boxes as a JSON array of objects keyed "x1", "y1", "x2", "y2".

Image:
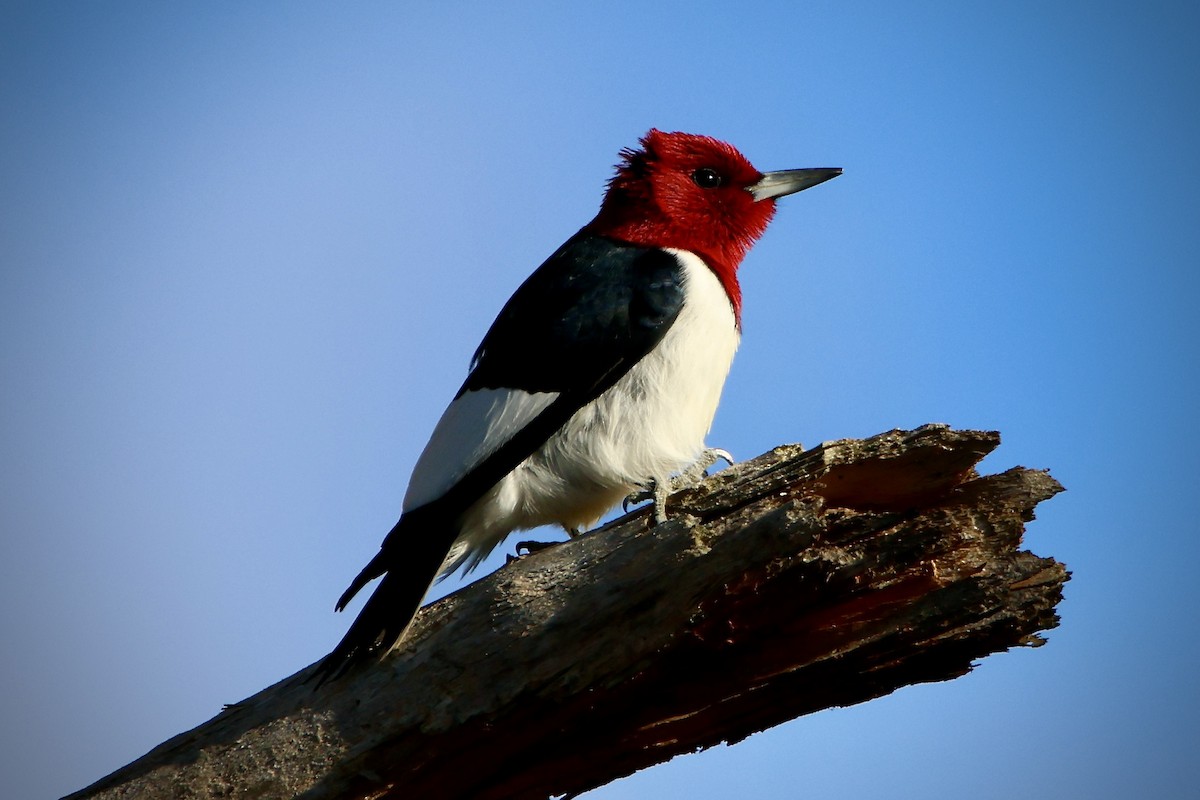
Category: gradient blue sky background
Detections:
[{"x1": 3, "y1": 2, "x2": 1198, "y2": 798}]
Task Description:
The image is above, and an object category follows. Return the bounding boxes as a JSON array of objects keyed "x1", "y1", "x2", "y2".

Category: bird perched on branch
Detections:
[{"x1": 313, "y1": 129, "x2": 839, "y2": 684}]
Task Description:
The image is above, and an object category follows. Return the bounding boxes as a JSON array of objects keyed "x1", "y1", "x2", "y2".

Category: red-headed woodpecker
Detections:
[{"x1": 314, "y1": 130, "x2": 839, "y2": 683}]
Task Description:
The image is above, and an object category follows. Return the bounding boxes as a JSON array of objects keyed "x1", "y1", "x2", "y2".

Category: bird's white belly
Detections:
[{"x1": 445, "y1": 250, "x2": 739, "y2": 574}]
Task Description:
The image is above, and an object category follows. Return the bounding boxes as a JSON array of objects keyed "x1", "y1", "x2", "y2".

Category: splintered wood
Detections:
[{"x1": 68, "y1": 425, "x2": 1066, "y2": 800}]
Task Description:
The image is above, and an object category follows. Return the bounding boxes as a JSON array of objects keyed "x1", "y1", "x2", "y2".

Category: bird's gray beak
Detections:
[{"x1": 748, "y1": 167, "x2": 842, "y2": 201}]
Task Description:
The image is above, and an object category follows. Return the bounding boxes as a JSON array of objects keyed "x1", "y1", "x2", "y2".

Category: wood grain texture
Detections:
[{"x1": 67, "y1": 425, "x2": 1067, "y2": 800}]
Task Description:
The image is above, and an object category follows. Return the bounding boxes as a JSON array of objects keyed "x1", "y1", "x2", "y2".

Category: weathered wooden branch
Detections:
[{"x1": 67, "y1": 424, "x2": 1066, "y2": 800}]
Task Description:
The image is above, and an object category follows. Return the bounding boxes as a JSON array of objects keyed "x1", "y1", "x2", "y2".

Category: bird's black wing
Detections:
[
  {"x1": 311, "y1": 234, "x2": 686, "y2": 684},
  {"x1": 464, "y1": 232, "x2": 685, "y2": 394}
]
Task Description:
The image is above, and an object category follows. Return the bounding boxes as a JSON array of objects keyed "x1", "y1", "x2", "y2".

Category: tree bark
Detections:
[{"x1": 67, "y1": 424, "x2": 1067, "y2": 800}]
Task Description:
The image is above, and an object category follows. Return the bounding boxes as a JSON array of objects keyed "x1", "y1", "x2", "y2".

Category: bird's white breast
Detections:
[{"x1": 446, "y1": 248, "x2": 739, "y2": 574}]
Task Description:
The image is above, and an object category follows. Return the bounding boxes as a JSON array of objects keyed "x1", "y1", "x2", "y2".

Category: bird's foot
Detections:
[
  {"x1": 676, "y1": 447, "x2": 734, "y2": 488},
  {"x1": 623, "y1": 448, "x2": 734, "y2": 524},
  {"x1": 514, "y1": 539, "x2": 560, "y2": 557},
  {"x1": 509, "y1": 526, "x2": 581, "y2": 562},
  {"x1": 621, "y1": 478, "x2": 671, "y2": 523}
]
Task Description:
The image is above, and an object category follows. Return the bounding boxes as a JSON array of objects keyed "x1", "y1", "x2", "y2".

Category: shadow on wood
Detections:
[{"x1": 66, "y1": 424, "x2": 1067, "y2": 800}]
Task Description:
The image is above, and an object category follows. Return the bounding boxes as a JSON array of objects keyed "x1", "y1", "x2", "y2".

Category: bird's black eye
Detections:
[{"x1": 692, "y1": 167, "x2": 724, "y2": 189}]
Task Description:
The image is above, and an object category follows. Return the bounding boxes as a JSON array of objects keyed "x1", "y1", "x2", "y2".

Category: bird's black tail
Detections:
[{"x1": 310, "y1": 510, "x2": 458, "y2": 687}]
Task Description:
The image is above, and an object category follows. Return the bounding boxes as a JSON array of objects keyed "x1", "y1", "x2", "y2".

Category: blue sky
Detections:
[{"x1": 2, "y1": 2, "x2": 1197, "y2": 798}]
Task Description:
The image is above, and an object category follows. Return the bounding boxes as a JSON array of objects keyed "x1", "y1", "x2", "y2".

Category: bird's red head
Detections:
[{"x1": 585, "y1": 129, "x2": 839, "y2": 321}]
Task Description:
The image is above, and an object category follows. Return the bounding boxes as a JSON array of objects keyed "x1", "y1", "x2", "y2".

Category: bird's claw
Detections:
[
  {"x1": 509, "y1": 524, "x2": 582, "y2": 564},
  {"x1": 623, "y1": 482, "x2": 658, "y2": 514},
  {"x1": 622, "y1": 447, "x2": 735, "y2": 524},
  {"x1": 683, "y1": 448, "x2": 733, "y2": 482},
  {"x1": 514, "y1": 539, "x2": 559, "y2": 556}
]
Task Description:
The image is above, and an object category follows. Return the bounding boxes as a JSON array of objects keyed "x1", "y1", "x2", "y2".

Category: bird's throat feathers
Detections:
[{"x1": 585, "y1": 130, "x2": 780, "y2": 325}]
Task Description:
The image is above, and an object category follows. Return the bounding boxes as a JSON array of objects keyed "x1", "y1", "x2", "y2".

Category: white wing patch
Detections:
[{"x1": 402, "y1": 388, "x2": 559, "y2": 511}]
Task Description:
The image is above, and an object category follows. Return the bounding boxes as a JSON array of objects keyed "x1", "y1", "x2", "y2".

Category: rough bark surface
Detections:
[{"x1": 67, "y1": 425, "x2": 1067, "y2": 800}]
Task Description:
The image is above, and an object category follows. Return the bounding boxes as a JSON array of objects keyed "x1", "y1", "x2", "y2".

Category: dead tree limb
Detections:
[{"x1": 67, "y1": 424, "x2": 1067, "y2": 800}]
